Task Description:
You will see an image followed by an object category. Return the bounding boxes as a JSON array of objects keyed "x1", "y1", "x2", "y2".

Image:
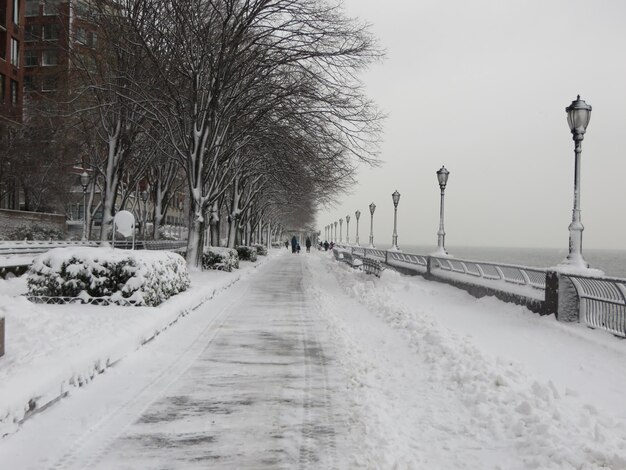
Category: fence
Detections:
[
  {"x1": 332, "y1": 243, "x2": 626, "y2": 338},
  {"x1": 566, "y1": 274, "x2": 626, "y2": 338},
  {"x1": 0, "y1": 240, "x2": 188, "y2": 279}
]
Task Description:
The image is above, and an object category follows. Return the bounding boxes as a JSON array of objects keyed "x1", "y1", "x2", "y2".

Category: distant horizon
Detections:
[{"x1": 332, "y1": 241, "x2": 626, "y2": 253}]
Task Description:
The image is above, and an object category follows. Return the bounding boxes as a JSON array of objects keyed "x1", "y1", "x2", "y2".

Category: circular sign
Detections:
[{"x1": 114, "y1": 210, "x2": 135, "y2": 237}]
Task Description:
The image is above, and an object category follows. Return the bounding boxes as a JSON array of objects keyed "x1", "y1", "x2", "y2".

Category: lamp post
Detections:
[
  {"x1": 561, "y1": 95, "x2": 592, "y2": 268},
  {"x1": 355, "y1": 210, "x2": 361, "y2": 246},
  {"x1": 339, "y1": 218, "x2": 343, "y2": 244},
  {"x1": 369, "y1": 202, "x2": 376, "y2": 248},
  {"x1": 140, "y1": 189, "x2": 149, "y2": 238},
  {"x1": 391, "y1": 190, "x2": 400, "y2": 250},
  {"x1": 80, "y1": 172, "x2": 90, "y2": 241},
  {"x1": 346, "y1": 215, "x2": 350, "y2": 244},
  {"x1": 435, "y1": 166, "x2": 450, "y2": 256}
]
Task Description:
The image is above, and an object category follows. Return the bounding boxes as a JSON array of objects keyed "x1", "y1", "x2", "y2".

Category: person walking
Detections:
[
  {"x1": 291, "y1": 235, "x2": 297, "y2": 253},
  {"x1": 305, "y1": 237, "x2": 312, "y2": 253}
]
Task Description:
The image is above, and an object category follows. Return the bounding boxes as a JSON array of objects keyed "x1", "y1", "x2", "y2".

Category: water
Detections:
[{"x1": 375, "y1": 244, "x2": 626, "y2": 279}]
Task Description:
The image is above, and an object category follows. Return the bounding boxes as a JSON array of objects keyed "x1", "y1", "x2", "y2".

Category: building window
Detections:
[
  {"x1": 0, "y1": 75, "x2": 5, "y2": 102},
  {"x1": 24, "y1": 74, "x2": 37, "y2": 90},
  {"x1": 41, "y1": 75, "x2": 56, "y2": 91},
  {"x1": 88, "y1": 31, "x2": 97, "y2": 48},
  {"x1": 44, "y1": 0, "x2": 62, "y2": 16},
  {"x1": 74, "y1": 1, "x2": 91, "y2": 18},
  {"x1": 42, "y1": 49, "x2": 57, "y2": 66},
  {"x1": 75, "y1": 27, "x2": 86, "y2": 44},
  {"x1": 42, "y1": 23, "x2": 59, "y2": 40},
  {"x1": 25, "y1": 49, "x2": 38, "y2": 66},
  {"x1": 13, "y1": 0, "x2": 20, "y2": 25},
  {"x1": 26, "y1": 0, "x2": 40, "y2": 17},
  {"x1": 10, "y1": 38, "x2": 19, "y2": 67},
  {"x1": 25, "y1": 24, "x2": 40, "y2": 42},
  {"x1": 10, "y1": 79, "x2": 18, "y2": 104},
  {"x1": 0, "y1": 33, "x2": 6, "y2": 60}
]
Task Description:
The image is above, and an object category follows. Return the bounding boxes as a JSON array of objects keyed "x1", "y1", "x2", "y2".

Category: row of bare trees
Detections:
[{"x1": 7, "y1": 0, "x2": 382, "y2": 265}]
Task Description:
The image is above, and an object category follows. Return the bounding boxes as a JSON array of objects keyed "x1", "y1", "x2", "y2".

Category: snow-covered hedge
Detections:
[
  {"x1": 202, "y1": 247, "x2": 239, "y2": 272},
  {"x1": 236, "y1": 245, "x2": 258, "y2": 262},
  {"x1": 251, "y1": 243, "x2": 268, "y2": 256},
  {"x1": 27, "y1": 247, "x2": 190, "y2": 306}
]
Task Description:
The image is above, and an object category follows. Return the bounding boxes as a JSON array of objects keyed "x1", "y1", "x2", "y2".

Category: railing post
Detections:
[
  {"x1": 426, "y1": 255, "x2": 433, "y2": 279},
  {"x1": 545, "y1": 270, "x2": 580, "y2": 322}
]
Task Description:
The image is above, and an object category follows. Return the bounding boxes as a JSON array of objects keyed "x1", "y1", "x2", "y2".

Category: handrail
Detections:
[
  {"x1": 331, "y1": 244, "x2": 626, "y2": 339},
  {"x1": 565, "y1": 274, "x2": 626, "y2": 338}
]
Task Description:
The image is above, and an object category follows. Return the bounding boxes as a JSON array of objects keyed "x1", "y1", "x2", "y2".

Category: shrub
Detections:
[
  {"x1": 236, "y1": 245, "x2": 258, "y2": 262},
  {"x1": 202, "y1": 247, "x2": 239, "y2": 272},
  {"x1": 27, "y1": 247, "x2": 190, "y2": 306},
  {"x1": 251, "y1": 243, "x2": 268, "y2": 256},
  {"x1": 7, "y1": 224, "x2": 65, "y2": 241}
]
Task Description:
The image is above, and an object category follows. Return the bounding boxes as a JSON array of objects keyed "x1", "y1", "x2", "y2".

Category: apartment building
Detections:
[{"x1": 0, "y1": 0, "x2": 24, "y2": 125}]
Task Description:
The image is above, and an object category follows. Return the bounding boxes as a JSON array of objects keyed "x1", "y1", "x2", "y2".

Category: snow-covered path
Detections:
[
  {"x1": 2, "y1": 250, "x2": 626, "y2": 469},
  {"x1": 0, "y1": 253, "x2": 349, "y2": 469}
]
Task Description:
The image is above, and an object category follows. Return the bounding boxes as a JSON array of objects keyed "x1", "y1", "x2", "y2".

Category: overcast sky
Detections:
[{"x1": 317, "y1": 0, "x2": 626, "y2": 250}]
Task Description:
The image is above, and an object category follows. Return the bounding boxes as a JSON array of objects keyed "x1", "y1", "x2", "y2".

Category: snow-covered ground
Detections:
[
  {"x1": 0, "y1": 251, "x2": 276, "y2": 437},
  {"x1": 1, "y1": 249, "x2": 625, "y2": 469}
]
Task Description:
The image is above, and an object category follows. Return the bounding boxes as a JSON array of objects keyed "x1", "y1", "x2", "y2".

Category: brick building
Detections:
[{"x1": 0, "y1": 0, "x2": 25, "y2": 125}]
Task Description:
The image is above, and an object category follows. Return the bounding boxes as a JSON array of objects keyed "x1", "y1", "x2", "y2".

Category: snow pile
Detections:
[
  {"x1": 317, "y1": 255, "x2": 626, "y2": 468},
  {"x1": 27, "y1": 247, "x2": 190, "y2": 306},
  {"x1": 202, "y1": 247, "x2": 240, "y2": 271}
]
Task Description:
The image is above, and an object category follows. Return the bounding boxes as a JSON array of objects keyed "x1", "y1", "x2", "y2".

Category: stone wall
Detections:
[{"x1": 0, "y1": 209, "x2": 67, "y2": 238}]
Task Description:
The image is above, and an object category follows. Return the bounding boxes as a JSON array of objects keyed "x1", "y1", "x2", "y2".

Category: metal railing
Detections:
[
  {"x1": 0, "y1": 240, "x2": 100, "y2": 256},
  {"x1": 430, "y1": 256, "x2": 547, "y2": 294},
  {"x1": 567, "y1": 274, "x2": 626, "y2": 338},
  {"x1": 0, "y1": 240, "x2": 188, "y2": 279},
  {"x1": 331, "y1": 243, "x2": 626, "y2": 338}
]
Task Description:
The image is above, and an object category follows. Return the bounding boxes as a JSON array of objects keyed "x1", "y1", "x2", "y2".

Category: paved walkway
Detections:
[{"x1": 2, "y1": 255, "x2": 348, "y2": 469}]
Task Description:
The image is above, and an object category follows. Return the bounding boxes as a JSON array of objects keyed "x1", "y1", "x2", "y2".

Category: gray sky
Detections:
[{"x1": 317, "y1": 0, "x2": 626, "y2": 250}]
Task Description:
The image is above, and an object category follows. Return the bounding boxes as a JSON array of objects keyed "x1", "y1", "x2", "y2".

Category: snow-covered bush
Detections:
[
  {"x1": 27, "y1": 248, "x2": 190, "y2": 306},
  {"x1": 251, "y1": 243, "x2": 268, "y2": 256},
  {"x1": 202, "y1": 247, "x2": 239, "y2": 272},
  {"x1": 236, "y1": 245, "x2": 258, "y2": 262}
]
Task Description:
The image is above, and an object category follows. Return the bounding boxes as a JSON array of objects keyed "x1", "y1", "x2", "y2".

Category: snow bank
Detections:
[
  {"x1": 318, "y1": 254, "x2": 626, "y2": 468},
  {"x1": 0, "y1": 249, "x2": 282, "y2": 437},
  {"x1": 27, "y1": 247, "x2": 190, "y2": 306}
]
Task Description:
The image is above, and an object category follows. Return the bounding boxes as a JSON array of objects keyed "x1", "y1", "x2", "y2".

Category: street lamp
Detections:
[
  {"x1": 346, "y1": 215, "x2": 350, "y2": 244},
  {"x1": 369, "y1": 202, "x2": 376, "y2": 248},
  {"x1": 391, "y1": 190, "x2": 400, "y2": 250},
  {"x1": 561, "y1": 95, "x2": 592, "y2": 268},
  {"x1": 80, "y1": 171, "x2": 90, "y2": 241},
  {"x1": 355, "y1": 210, "x2": 361, "y2": 246},
  {"x1": 339, "y1": 218, "x2": 343, "y2": 243},
  {"x1": 434, "y1": 166, "x2": 450, "y2": 256}
]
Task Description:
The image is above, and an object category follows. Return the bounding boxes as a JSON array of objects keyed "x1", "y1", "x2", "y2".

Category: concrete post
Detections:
[{"x1": 544, "y1": 270, "x2": 580, "y2": 322}]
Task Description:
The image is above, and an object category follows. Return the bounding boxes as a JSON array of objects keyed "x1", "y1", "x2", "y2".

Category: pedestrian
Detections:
[
  {"x1": 285, "y1": 240, "x2": 289, "y2": 249},
  {"x1": 324, "y1": 240, "x2": 329, "y2": 251},
  {"x1": 305, "y1": 237, "x2": 311, "y2": 253},
  {"x1": 291, "y1": 235, "x2": 297, "y2": 253},
  {"x1": 296, "y1": 243, "x2": 301, "y2": 253}
]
